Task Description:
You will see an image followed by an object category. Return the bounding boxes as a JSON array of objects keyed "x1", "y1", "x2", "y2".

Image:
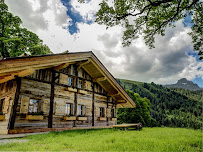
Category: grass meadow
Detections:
[{"x1": 0, "y1": 127, "x2": 202, "y2": 151}]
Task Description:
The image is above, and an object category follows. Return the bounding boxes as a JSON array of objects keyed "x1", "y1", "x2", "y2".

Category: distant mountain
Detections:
[{"x1": 164, "y1": 78, "x2": 202, "y2": 91}]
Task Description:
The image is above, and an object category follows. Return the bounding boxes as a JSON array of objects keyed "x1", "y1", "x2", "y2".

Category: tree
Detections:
[
  {"x1": 0, "y1": 0, "x2": 52, "y2": 58},
  {"x1": 94, "y1": 0, "x2": 202, "y2": 60},
  {"x1": 117, "y1": 90, "x2": 153, "y2": 127}
]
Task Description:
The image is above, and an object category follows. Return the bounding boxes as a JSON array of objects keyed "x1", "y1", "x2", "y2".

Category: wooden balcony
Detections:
[
  {"x1": 98, "y1": 117, "x2": 107, "y2": 121},
  {"x1": 77, "y1": 117, "x2": 87, "y2": 121},
  {"x1": 0, "y1": 115, "x2": 5, "y2": 121},
  {"x1": 26, "y1": 115, "x2": 44, "y2": 121},
  {"x1": 63, "y1": 116, "x2": 76, "y2": 121},
  {"x1": 78, "y1": 90, "x2": 87, "y2": 95},
  {"x1": 65, "y1": 87, "x2": 77, "y2": 92}
]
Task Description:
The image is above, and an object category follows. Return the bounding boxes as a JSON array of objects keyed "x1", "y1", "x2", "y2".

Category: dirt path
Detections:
[{"x1": 0, "y1": 139, "x2": 29, "y2": 145}]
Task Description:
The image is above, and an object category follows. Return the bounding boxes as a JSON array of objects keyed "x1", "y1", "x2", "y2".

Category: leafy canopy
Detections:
[
  {"x1": 117, "y1": 90, "x2": 154, "y2": 127},
  {"x1": 0, "y1": 0, "x2": 52, "y2": 58},
  {"x1": 80, "y1": 0, "x2": 202, "y2": 60}
]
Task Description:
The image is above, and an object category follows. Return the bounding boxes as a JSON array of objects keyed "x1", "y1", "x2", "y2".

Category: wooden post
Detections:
[
  {"x1": 73, "y1": 92, "x2": 77, "y2": 127},
  {"x1": 8, "y1": 77, "x2": 21, "y2": 129},
  {"x1": 73, "y1": 67, "x2": 78, "y2": 127},
  {"x1": 115, "y1": 103, "x2": 117, "y2": 125},
  {"x1": 107, "y1": 96, "x2": 109, "y2": 126},
  {"x1": 48, "y1": 69, "x2": 55, "y2": 128},
  {"x1": 92, "y1": 82, "x2": 95, "y2": 126}
]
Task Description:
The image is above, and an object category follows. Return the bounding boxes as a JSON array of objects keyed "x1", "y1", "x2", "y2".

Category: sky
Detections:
[{"x1": 5, "y1": 0, "x2": 203, "y2": 88}]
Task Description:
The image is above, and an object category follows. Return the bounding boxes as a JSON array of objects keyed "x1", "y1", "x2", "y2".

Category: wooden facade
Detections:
[{"x1": 0, "y1": 52, "x2": 135, "y2": 134}]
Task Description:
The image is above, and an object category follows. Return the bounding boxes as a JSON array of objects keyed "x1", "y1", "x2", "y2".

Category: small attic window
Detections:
[
  {"x1": 67, "y1": 77, "x2": 73, "y2": 86},
  {"x1": 78, "y1": 80, "x2": 83, "y2": 88}
]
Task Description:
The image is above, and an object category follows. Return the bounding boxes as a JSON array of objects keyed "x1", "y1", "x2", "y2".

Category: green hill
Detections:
[{"x1": 117, "y1": 79, "x2": 202, "y2": 129}]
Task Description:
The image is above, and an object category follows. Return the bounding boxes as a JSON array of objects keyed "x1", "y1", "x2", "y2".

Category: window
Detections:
[
  {"x1": 78, "y1": 80, "x2": 83, "y2": 88},
  {"x1": 77, "y1": 104, "x2": 85, "y2": 116},
  {"x1": 100, "y1": 107, "x2": 105, "y2": 117},
  {"x1": 66, "y1": 103, "x2": 73, "y2": 115},
  {"x1": 111, "y1": 109, "x2": 115, "y2": 118},
  {"x1": 67, "y1": 77, "x2": 73, "y2": 86},
  {"x1": 28, "y1": 99, "x2": 41, "y2": 113},
  {"x1": 0, "y1": 98, "x2": 4, "y2": 113}
]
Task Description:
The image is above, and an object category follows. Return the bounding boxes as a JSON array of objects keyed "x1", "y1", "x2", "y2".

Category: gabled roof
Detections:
[{"x1": 0, "y1": 52, "x2": 135, "y2": 108}]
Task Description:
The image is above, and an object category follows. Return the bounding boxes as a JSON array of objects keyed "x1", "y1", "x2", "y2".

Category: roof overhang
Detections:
[{"x1": 0, "y1": 52, "x2": 136, "y2": 108}]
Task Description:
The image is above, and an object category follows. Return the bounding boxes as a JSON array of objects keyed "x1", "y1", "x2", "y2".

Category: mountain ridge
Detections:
[{"x1": 164, "y1": 78, "x2": 202, "y2": 91}]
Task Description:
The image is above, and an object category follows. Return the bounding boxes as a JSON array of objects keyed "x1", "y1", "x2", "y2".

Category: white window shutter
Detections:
[
  {"x1": 55, "y1": 102, "x2": 66, "y2": 115},
  {"x1": 42, "y1": 99, "x2": 50, "y2": 115},
  {"x1": 20, "y1": 96, "x2": 30, "y2": 114}
]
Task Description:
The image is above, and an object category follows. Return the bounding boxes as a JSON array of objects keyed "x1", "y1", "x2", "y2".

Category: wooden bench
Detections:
[{"x1": 112, "y1": 123, "x2": 143, "y2": 131}]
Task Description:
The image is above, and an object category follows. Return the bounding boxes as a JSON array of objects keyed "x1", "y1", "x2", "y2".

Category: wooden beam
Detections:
[
  {"x1": 53, "y1": 63, "x2": 70, "y2": 71},
  {"x1": 76, "y1": 60, "x2": 91, "y2": 71},
  {"x1": 107, "y1": 96, "x2": 109, "y2": 126},
  {"x1": 93, "y1": 77, "x2": 106, "y2": 82},
  {"x1": 0, "y1": 75, "x2": 15, "y2": 84},
  {"x1": 48, "y1": 69, "x2": 55, "y2": 128},
  {"x1": 0, "y1": 68, "x2": 35, "y2": 84},
  {"x1": 116, "y1": 100, "x2": 127, "y2": 104},
  {"x1": 92, "y1": 82, "x2": 95, "y2": 126},
  {"x1": 8, "y1": 77, "x2": 21, "y2": 129},
  {"x1": 73, "y1": 66, "x2": 79, "y2": 127},
  {"x1": 107, "y1": 92, "x2": 119, "y2": 96},
  {"x1": 17, "y1": 68, "x2": 35, "y2": 77},
  {"x1": 0, "y1": 57, "x2": 89, "y2": 75}
]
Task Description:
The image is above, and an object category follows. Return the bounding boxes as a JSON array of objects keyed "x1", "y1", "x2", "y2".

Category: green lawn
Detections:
[{"x1": 0, "y1": 127, "x2": 202, "y2": 151}]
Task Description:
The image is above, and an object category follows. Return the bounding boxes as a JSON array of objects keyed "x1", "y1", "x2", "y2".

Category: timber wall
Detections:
[{"x1": 11, "y1": 66, "x2": 117, "y2": 130}]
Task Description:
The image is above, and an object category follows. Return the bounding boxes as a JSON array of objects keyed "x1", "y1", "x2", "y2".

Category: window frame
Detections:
[
  {"x1": 78, "y1": 79, "x2": 83, "y2": 89},
  {"x1": 28, "y1": 98, "x2": 42, "y2": 113},
  {"x1": 99, "y1": 107, "x2": 105, "y2": 117},
  {"x1": 77, "y1": 104, "x2": 85, "y2": 116},
  {"x1": 111, "y1": 108, "x2": 115, "y2": 118},
  {"x1": 65, "y1": 103, "x2": 73, "y2": 116},
  {"x1": 67, "y1": 77, "x2": 73, "y2": 87}
]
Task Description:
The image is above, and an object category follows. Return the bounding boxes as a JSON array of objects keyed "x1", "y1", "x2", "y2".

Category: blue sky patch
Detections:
[
  {"x1": 183, "y1": 14, "x2": 194, "y2": 27},
  {"x1": 193, "y1": 76, "x2": 203, "y2": 88},
  {"x1": 187, "y1": 51, "x2": 202, "y2": 62},
  {"x1": 61, "y1": 0, "x2": 93, "y2": 35}
]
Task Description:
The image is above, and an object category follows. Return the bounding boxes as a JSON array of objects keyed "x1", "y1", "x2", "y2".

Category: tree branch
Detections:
[{"x1": 152, "y1": 0, "x2": 198, "y2": 37}]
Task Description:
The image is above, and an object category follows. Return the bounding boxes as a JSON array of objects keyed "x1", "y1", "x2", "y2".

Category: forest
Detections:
[
  {"x1": 0, "y1": 0, "x2": 52, "y2": 58},
  {"x1": 117, "y1": 79, "x2": 202, "y2": 129}
]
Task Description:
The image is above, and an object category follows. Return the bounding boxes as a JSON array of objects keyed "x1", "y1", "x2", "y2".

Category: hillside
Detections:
[
  {"x1": 117, "y1": 79, "x2": 202, "y2": 129},
  {"x1": 164, "y1": 78, "x2": 202, "y2": 91}
]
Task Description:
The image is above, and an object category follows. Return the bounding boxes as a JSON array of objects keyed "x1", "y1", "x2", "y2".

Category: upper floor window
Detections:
[
  {"x1": 77, "y1": 104, "x2": 85, "y2": 116},
  {"x1": 67, "y1": 77, "x2": 73, "y2": 86},
  {"x1": 28, "y1": 99, "x2": 41, "y2": 113},
  {"x1": 100, "y1": 107, "x2": 105, "y2": 117},
  {"x1": 66, "y1": 103, "x2": 73, "y2": 115},
  {"x1": 78, "y1": 80, "x2": 83, "y2": 88}
]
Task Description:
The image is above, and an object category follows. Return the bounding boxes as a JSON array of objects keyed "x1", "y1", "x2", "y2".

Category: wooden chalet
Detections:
[{"x1": 0, "y1": 51, "x2": 135, "y2": 134}]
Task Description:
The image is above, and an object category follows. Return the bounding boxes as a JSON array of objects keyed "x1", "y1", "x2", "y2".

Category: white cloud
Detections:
[
  {"x1": 71, "y1": 0, "x2": 102, "y2": 22},
  {"x1": 5, "y1": 0, "x2": 203, "y2": 86}
]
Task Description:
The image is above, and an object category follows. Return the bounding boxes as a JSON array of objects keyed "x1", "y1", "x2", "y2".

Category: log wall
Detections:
[{"x1": 1, "y1": 65, "x2": 117, "y2": 131}]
